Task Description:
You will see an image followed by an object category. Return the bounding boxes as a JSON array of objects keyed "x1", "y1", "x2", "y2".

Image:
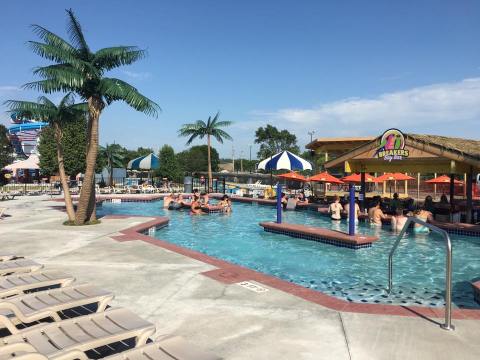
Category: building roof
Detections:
[
  {"x1": 306, "y1": 136, "x2": 375, "y2": 151},
  {"x1": 406, "y1": 133, "x2": 480, "y2": 161}
]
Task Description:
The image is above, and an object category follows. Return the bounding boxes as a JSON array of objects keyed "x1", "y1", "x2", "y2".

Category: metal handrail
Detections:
[{"x1": 387, "y1": 217, "x2": 454, "y2": 331}]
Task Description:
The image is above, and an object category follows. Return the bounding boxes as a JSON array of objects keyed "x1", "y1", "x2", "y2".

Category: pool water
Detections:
[{"x1": 98, "y1": 200, "x2": 480, "y2": 309}]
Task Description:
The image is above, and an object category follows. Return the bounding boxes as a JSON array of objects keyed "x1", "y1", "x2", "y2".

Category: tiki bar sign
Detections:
[{"x1": 374, "y1": 129, "x2": 409, "y2": 161}]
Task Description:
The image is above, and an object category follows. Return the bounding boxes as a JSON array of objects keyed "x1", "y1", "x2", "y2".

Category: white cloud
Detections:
[
  {"x1": 246, "y1": 78, "x2": 480, "y2": 139},
  {"x1": 121, "y1": 70, "x2": 152, "y2": 80}
]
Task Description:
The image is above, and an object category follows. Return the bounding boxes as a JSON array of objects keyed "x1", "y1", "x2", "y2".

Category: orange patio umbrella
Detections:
[
  {"x1": 425, "y1": 175, "x2": 463, "y2": 185},
  {"x1": 277, "y1": 171, "x2": 308, "y2": 182},
  {"x1": 341, "y1": 173, "x2": 376, "y2": 183},
  {"x1": 374, "y1": 173, "x2": 415, "y2": 182},
  {"x1": 308, "y1": 171, "x2": 344, "y2": 184}
]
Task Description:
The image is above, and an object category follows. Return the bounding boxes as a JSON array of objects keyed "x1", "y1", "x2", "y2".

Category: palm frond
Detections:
[
  {"x1": 30, "y1": 25, "x2": 77, "y2": 55},
  {"x1": 23, "y1": 79, "x2": 74, "y2": 94},
  {"x1": 99, "y1": 77, "x2": 160, "y2": 117},
  {"x1": 65, "y1": 9, "x2": 90, "y2": 53},
  {"x1": 32, "y1": 65, "x2": 86, "y2": 92},
  {"x1": 94, "y1": 46, "x2": 146, "y2": 71},
  {"x1": 212, "y1": 129, "x2": 233, "y2": 143},
  {"x1": 214, "y1": 120, "x2": 233, "y2": 128},
  {"x1": 57, "y1": 92, "x2": 75, "y2": 109},
  {"x1": 27, "y1": 41, "x2": 84, "y2": 68},
  {"x1": 3, "y1": 100, "x2": 55, "y2": 121},
  {"x1": 37, "y1": 96, "x2": 56, "y2": 108}
]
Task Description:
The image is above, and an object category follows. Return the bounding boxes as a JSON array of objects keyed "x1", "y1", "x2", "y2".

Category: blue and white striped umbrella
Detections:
[
  {"x1": 127, "y1": 153, "x2": 160, "y2": 170},
  {"x1": 258, "y1": 150, "x2": 312, "y2": 171}
]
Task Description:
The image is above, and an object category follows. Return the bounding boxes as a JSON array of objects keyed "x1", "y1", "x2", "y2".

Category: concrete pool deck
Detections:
[{"x1": 0, "y1": 196, "x2": 480, "y2": 359}]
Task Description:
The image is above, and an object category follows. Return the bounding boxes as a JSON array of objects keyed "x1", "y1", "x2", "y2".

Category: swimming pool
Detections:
[{"x1": 98, "y1": 200, "x2": 480, "y2": 309}]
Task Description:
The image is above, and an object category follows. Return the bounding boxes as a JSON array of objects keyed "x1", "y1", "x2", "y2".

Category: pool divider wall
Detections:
[{"x1": 259, "y1": 221, "x2": 379, "y2": 249}]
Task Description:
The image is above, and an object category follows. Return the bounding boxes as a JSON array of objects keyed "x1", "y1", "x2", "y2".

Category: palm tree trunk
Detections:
[
  {"x1": 75, "y1": 96, "x2": 103, "y2": 225},
  {"x1": 53, "y1": 123, "x2": 75, "y2": 222},
  {"x1": 207, "y1": 134, "x2": 212, "y2": 191},
  {"x1": 109, "y1": 162, "x2": 113, "y2": 187}
]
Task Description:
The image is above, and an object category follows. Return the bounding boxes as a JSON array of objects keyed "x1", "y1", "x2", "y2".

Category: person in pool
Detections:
[
  {"x1": 391, "y1": 207, "x2": 408, "y2": 232},
  {"x1": 369, "y1": 200, "x2": 388, "y2": 226},
  {"x1": 390, "y1": 193, "x2": 401, "y2": 213},
  {"x1": 219, "y1": 195, "x2": 232, "y2": 213},
  {"x1": 344, "y1": 196, "x2": 360, "y2": 223},
  {"x1": 413, "y1": 207, "x2": 433, "y2": 233},
  {"x1": 163, "y1": 193, "x2": 173, "y2": 208},
  {"x1": 328, "y1": 195, "x2": 343, "y2": 221},
  {"x1": 201, "y1": 192, "x2": 209, "y2": 205},
  {"x1": 281, "y1": 193, "x2": 288, "y2": 209},
  {"x1": 190, "y1": 195, "x2": 204, "y2": 215},
  {"x1": 424, "y1": 195, "x2": 435, "y2": 213}
]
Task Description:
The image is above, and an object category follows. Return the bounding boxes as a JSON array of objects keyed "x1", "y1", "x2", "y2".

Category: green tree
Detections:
[
  {"x1": 178, "y1": 112, "x2": 232, "y2": 190},
  {"x1": 99, "y1": 143, "x2": 125, "y2": 186},
  {"x1": 157, "y1": 145, "x2": 180, "y2": 181},
  {"x1": 254, "y1": 125, "x2": 300, "y2": 159},
  {"x1": 5, "y1": 94, "x2": 87, "y2": 222},
  {"x1": 177, "y1": 145, "x2": 220, "y2": 174},
  {"x1": 25, "y1": 9, "x2": 160, "y2": 224},
  {"x1": 0, "y1": 125, "x2": 13, "y2": 170}
]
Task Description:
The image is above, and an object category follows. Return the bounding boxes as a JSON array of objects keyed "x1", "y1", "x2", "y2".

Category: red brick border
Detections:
[{"x1": 106, "y1": 215, "x2": 480, "y2": 320}]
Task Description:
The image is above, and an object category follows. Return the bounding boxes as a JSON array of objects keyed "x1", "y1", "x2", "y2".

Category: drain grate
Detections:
[{"x1": 236, "y1": 281, "x2": 269, "y2": 293}]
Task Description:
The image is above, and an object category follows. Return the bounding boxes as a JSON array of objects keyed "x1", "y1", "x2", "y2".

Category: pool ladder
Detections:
[{"x1": 387, "y1": 217, "x2": 454, "y2": 331}]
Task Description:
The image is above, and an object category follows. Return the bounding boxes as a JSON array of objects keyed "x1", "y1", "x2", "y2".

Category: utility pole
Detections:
[
  {"x1": 240, "y1": 150, "x2": 244, "y2": 172},
  {"x1": 249, "y1": 145, "x2": 252, "y2": 173},
  {"x1": 308, "y1": 130, "x2": 316, "y2": 173}
]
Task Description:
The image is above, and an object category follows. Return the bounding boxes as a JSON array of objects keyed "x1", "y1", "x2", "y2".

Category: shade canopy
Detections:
[
  {"x1": 277, "y1": 171, "x2": 308, "y2": 182},
  {"x1": 374, "y1": 173, "x2": 415, "y2": 182},
  {"x1": 341, "y1": 173, "x2": 376, "y2": 183},
  {"x1": 4, "y1": 154, "x2": 40, "y2": 171},
  {"x1": 258, "y1": 150, "x2": 312, "y2": 171},
  {"x1": 308, "y1": 171, "x2": 344, "y2": 184},
  {"x1": 127, "y1": 153, "x2": 160, "y2": 170},
  {"x1": 425, "y1": 175, "x2": 463, "y2": 184}
]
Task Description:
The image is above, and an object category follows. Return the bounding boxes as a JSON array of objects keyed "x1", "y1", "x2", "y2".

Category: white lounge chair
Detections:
[
  {"x1": 102, "y1": 336, "x2": 222, "y2": 360},
  {"x1": 0, "y1": 270, "x2": 74, "y2": 298},
  {"x1": 0, "y1": 283, "x2": 114, "y2": 334},
  {"x1": 0, "y1": 308, "x2": 155, "y2": 360},
  {"x1": 0, "y1": 260, "x2": 43, "y2": 276}
]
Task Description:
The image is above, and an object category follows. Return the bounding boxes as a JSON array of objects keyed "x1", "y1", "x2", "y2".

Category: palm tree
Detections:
[
  {"x1": 4, "y1": 93, "x2": 87, "y2": 222},
  {"x1": 24, "y1": 9, "x2": 160, "y2": 224},
  {"x1": 178, "y1": 112, "x2": 233, "y2": 190},
  {"x1": 99, "y1": 143, "x2": 125, "y2": 187}
]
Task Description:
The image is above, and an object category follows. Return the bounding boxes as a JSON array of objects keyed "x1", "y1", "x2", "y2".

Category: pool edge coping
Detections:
[{"x1": 103, "y1": 214, "x2": 480, "y2": 321}]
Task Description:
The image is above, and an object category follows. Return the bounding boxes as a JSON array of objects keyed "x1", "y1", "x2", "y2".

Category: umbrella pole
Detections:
[
  {"x1": 276, "y1": 183, "x2": 282, "y2": 224},
  {"x1": 348, "y1": 184, "x2": 355, "y2": 236}
]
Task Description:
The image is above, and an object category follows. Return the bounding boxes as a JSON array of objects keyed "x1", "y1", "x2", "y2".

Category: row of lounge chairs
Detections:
[{"x1": 0, "y1": 256, "x2": 221, "y2": 360}]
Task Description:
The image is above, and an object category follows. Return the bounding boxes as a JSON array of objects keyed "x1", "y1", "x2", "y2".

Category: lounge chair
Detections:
[
  {"x1": 0, "y1": 283, "x2": 114, "y2": 334},
  {"x1": 0, "y1": 270, "x2": 74, "y2": 298},
  {"x1": 0, "y1": 308, "x2": 155, "y2": 360},
  {"x1": 102, "y1": 336, "x2": 222, "y2": 360},
  {"x1": 0, "y1": 208, "x2": 6, "y2": 220},
  {"x1": 0, "y1": 256, "x2": 18, "y2": 262},
  {"x1": 0, "y1": 260, "x2": 43, "y2": 276}
]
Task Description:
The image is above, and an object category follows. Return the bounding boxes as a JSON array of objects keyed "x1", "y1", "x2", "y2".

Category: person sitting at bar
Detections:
[
  {"x1": 391, "y1": 207, "x2": 408, "y2": 232},
  {"x1": 369, "y1": 200, "x2": 388, "y2": 226},
  {"x1": 328, "y1": 195, "x2": 343, "y2": 221},
  {"x1": 296, "y1": 191, "x2": 308, "y2": 204},
  {"x1": 390, "y1": 193, "x2": 401, "y2": 213},
  {"x1": 344, "y1": 196, "x2": 360, "y2": 223},
  {"x1": 281, "y1": 192, "x2": 288, "y2": 209},
  {"x1": 440, "y1": 194, "x2": 449, "y2": 205},
  {"x1": 424, "y1": 195, "x2": 435, "y2": 213}
]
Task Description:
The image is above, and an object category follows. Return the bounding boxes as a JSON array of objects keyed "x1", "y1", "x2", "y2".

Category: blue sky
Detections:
[{"x1": 1, "y1": 0, "x2": 479, "y2": 158}]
